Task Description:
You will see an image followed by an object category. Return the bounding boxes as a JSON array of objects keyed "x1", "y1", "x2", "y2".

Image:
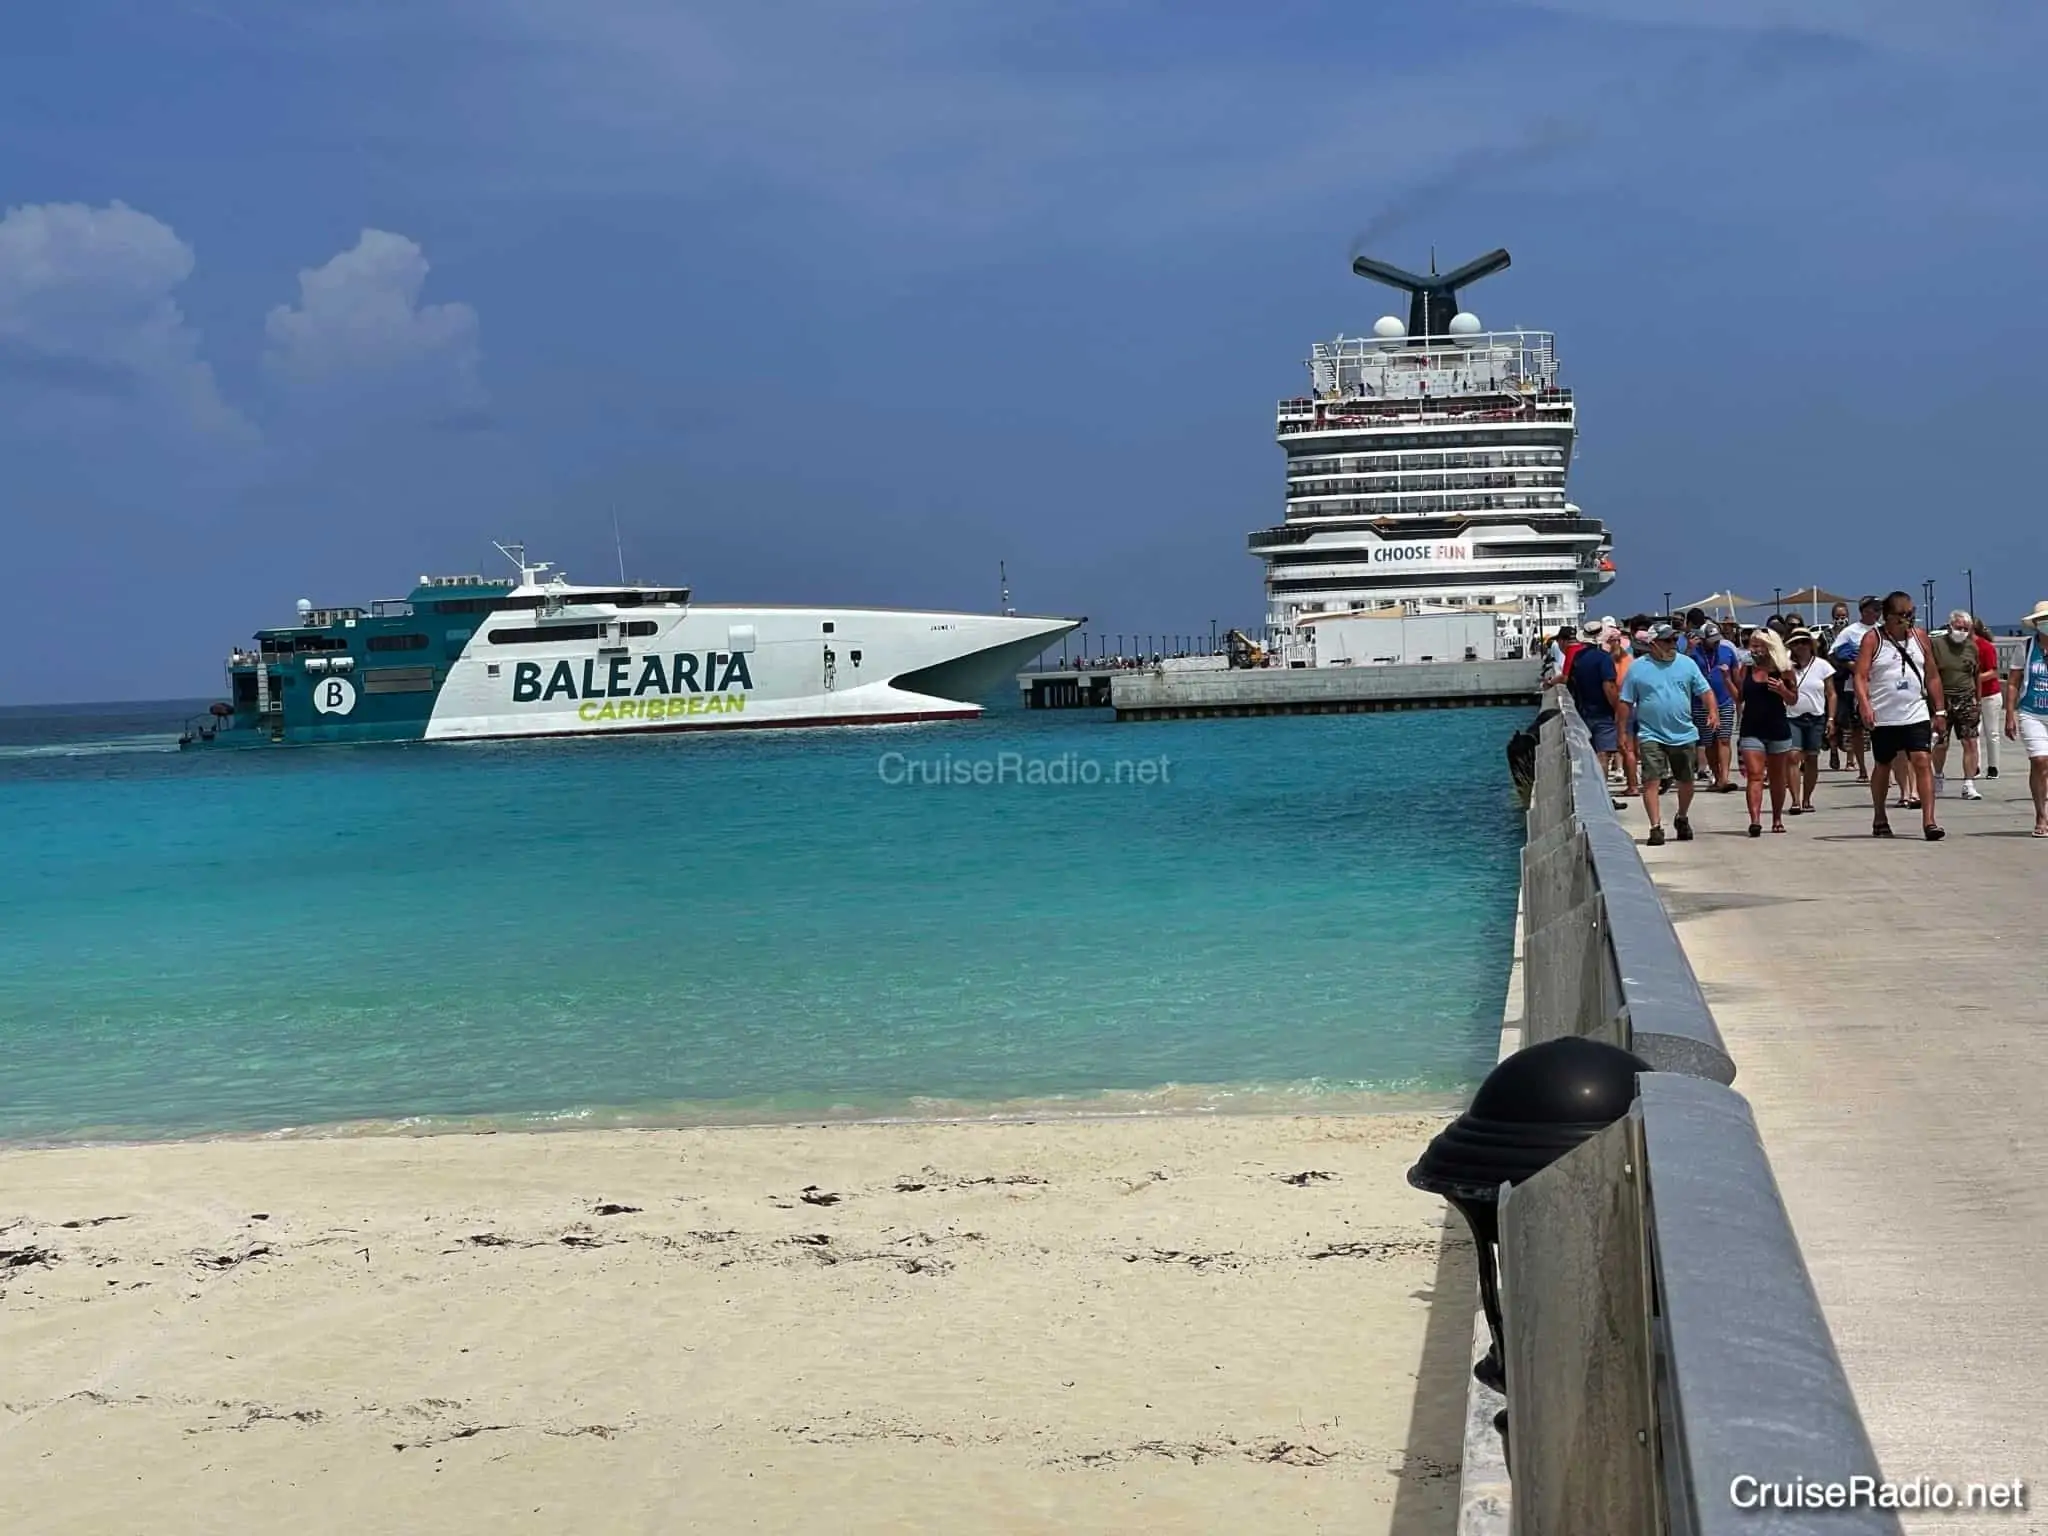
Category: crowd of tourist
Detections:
[{"x1": 1543, "y1": 594, "x2": 2048, "y2": 845}]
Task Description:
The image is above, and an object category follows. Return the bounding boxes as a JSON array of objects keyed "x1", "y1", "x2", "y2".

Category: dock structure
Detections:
[
  {"x1": 1016, "y1": 666, "x2": 1127, "y2": 710},
  {"x1": 1110, "y1": 658, "x2": 1540, "y2": 720},
  {"x1": 1636, "y1": 758, "x2": 2048, "y2": 1520},
  {"x1": 1459, "y1": 704, "x2": 1900, "y2": 1535}
]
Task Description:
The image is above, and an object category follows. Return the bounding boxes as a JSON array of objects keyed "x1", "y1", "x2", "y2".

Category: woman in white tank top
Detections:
[
  {"x1": 1854, "y1": 593, "x2": 1947, "y2": 839},
  {"x1": 1866, "y1": 627, "x2": 1931, "y2": 727}
]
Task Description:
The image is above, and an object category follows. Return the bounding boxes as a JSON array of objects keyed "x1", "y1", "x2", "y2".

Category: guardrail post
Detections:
[{"x1": 1497, "y1": 1112, "x2": 1659, "y2": 1535}]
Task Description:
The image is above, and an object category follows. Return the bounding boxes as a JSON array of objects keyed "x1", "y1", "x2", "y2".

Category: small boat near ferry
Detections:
[{"x1": 184, "y1": 545, "x2": 1080, "y2": 748}]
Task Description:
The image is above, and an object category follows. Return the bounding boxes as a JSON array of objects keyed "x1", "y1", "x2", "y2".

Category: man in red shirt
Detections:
[{"x1": 1973, "y1": 617, "x2": 2004, "y2": 779}]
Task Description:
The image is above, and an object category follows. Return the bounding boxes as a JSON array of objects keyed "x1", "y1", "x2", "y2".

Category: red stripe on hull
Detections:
[{"x1": 443, "y1": 707, "x2": 982, "y2": 744}]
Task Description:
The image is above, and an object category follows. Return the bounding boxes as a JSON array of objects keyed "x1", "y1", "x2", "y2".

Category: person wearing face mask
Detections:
[
  {"x1": 1972, "y1": 615, "x2": 2004, "y2": 781},
  {"x1": 1928, "y1": 610, "x2": 1984, "y2": 801},
  {"x1": 1854, "y1": 590, "x2": 1947, "y2": 840},
  {"x1": 2004, "y1": 599, "x2": 2048, "y2": 837},
  {"x1": 1785, "y1": 629, "x2": 1835, "y2": 813}
]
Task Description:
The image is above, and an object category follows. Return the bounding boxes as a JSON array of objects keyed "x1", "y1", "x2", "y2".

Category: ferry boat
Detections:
[
  {"x1": 182, "y1": 545, "x2": 1080, "y2": 747},
  {"x1": 1251, "y1": 248, "x2": 1614, "y2": 665}
]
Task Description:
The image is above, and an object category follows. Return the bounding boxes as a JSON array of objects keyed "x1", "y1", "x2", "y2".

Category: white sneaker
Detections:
[
  {"x1": 1935, "y1": 773, "x2": 1946, "y2": 798},
  {"x1": 1961, "y1": 781, "x2": 1982, "y2": 800}
]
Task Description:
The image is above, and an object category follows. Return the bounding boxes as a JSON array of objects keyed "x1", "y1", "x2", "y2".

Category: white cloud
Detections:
[
  {"x1": 0, "y1": 200, "x2": 250, "y2": 439},
  {"x1": 264, "y1": 229, "x2": 484, "y2": 418}
]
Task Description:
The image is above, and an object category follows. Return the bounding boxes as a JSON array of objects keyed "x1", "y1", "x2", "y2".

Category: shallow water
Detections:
[{"x1": 0, "y1": 697, "x2": 1522, "y2": 1142}]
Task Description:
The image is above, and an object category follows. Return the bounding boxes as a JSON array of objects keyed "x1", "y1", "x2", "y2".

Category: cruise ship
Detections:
[
  {"x1": 182, "y1": 545, "x2": 1080, "y2": 747},
  {"x1": 1251, "y1": 248, "x2": 1613, "y2": 663}
]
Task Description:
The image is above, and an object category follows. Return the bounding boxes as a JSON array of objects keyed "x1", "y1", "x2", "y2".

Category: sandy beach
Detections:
[{"x1": 1, "y1": 1113, "x2": 1469, "y2": 1535}]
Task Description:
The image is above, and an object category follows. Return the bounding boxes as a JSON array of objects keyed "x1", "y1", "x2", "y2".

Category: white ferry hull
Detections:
[{"x1": 421, "y1": 607, "x2": 1078, "y2": 742}]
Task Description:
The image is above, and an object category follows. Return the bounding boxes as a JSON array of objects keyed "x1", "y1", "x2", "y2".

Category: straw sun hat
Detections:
[{"x1": 2025, "y1": 598, "x2": 2048, "y2": 631}]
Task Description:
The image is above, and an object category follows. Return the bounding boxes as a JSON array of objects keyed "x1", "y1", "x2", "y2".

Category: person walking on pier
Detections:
[
  {"x1": 1610, "y1": 624, "x2": 1642, "y2": 795},
  {"x1": 2005, "y1": 599, "x2": 2048, "y2": 837},
  {"x1": 1733, "y1": 625, "x2": 1798, "y2": 834},
  {"x1": 1929, "y1": 611, "x2": 1985, "y2": 801},
  {"x1": 1687, "y1": 620, "x2": 1740, "y2": 792},
  {"x1": 1565, "y1": 618, "x2": 1622, "y2": 783},
  {"x1": 1824, "y1": 601, "x2": 1852, "y2": 769},
  {"x1": 1618, "y1": 623, "x2": 1717, "y2": 847},
  {"x1": 1855, "y1": 591, "x2": 1946, "y2": 840},
  {"x1": 1974, "y1": 615, "x2": 2004, "y2": 781},
  {"x1": 1830, "y1": 595, "x2": 1881, "y2": 783},
  {"x1": 1786, "y1": 629, "x2": 1834, "y2": 814}
]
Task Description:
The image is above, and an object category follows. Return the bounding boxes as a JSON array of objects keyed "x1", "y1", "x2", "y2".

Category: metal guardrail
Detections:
[
  {"x1": 1522, "y1": 704, "x2": 1734, "y2": 1083},
  {"x1": 1484, "y1": 697, "x2": 1897, "y2": 1535}
]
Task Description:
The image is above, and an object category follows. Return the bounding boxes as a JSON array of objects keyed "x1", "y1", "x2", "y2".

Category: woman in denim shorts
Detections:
[
  {"x1": 1732, "y1": 625, "x2": 1799, "y2": 834},
  {"x1": 1784, "y1": 630, "x2": 1835, "y2": 813}
]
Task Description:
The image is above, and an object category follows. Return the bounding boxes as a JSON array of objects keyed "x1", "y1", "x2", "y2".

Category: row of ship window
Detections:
[
  {"x1": 259, "y1": 619, "x2": 664, "y2": 657},
  {"x1": 1286, "y1": 473, "x2": 1564, "y2": 495},
  {"x1": 425, "y1": 589, "x2": 689, "y2": 615},
  {"x1": 1288, "y1": 450, "x2": 1564, "y2": 475},
  {"x1": 1278, "y1": 428, "x2": 1571, "y2": 451},
  {"x1": 1287, "y1": 494, "x2": 1569, "y2": 516}
]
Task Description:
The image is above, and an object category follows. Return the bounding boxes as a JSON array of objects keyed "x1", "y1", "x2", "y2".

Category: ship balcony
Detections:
[
  {"x1": 1287, "y1": 472, "x2": 1566, "y2": 496},
  {"x1": 1283, "y1": 492, "x2": 1571, "y2": 518},
  {"x1": 1248, "y1": 516, "x2": 1609, "y2": 550},
  {"x1": 1278, "y1": 401, "x2": 1573, "y2": 437}
]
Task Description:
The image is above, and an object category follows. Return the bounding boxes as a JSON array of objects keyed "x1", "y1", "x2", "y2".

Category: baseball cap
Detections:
[
  {"x1": 1648, "y1": 622, "x2": 1680, "y2": 642},
  {"x1": 1700, "y1": 620, "x2": 1721, "y2": 639},
  {"x1": 1858, "y1": 594, "x2": 1881, "y2": 610}
]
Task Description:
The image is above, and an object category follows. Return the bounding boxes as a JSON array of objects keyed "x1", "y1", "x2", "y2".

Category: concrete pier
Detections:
[
  {"x1": 1636, "y1": 770, "x2": 2048, "y2": 1527},
  {"x1": 1110, "y1": 658, "x2": 1541, "y2": 720}
]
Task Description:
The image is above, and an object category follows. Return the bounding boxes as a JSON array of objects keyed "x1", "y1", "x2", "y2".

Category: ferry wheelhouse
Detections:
[{"x1": 1251, "y1": 249, "x2": 1614, "y2": 664}]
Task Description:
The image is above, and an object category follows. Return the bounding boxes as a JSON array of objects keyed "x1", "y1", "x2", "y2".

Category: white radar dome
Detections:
[
  {"x1": 296, "y1": 598, "x2": 313, "y2": 615},
  {"x1": 1373, "y1": 315, "x2": 1407, "y2": 339},
  {"x1": 1448, "y1": 311, "x2": 1483, "y2": 346}
]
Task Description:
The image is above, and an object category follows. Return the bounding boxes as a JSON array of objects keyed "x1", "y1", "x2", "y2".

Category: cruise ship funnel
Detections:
[{"x1": 1351, "y1": 248, "x2": 1511, "y2": 339}]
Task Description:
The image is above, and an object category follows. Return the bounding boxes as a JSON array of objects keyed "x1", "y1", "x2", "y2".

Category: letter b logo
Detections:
[{"x1": 313, "y1": 677, "x2": 358, "y2": 716}]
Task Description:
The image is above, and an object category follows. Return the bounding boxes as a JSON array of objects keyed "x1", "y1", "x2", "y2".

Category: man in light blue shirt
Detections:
[{"x1": 1619, "y1": 623, "x2": 1719, "y2": 847}]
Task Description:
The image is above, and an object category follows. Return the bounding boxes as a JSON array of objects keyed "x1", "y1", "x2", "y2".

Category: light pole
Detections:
[
  {"x1": 1773, "y1": 586, "x2": 1782, "y2": 616},
  {"x1": 1923, "y1": 580, "x2": 1936, "y2": 624},
  {"x1": 1964, "y1": 568, "x2": 1976, "y2": 621},
  {"x1": 1662, "y1": 591, "x2": 1672, "y2": 620},
  {"x1": 1210, "y1": 618, "x2": 1218, "y2": 654}
]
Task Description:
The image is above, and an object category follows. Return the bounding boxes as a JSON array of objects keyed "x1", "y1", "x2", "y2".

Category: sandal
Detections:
[
  {"x1": 1748, "y1": 822, "x2": 1762, "y2": 838},
  {"x1": 1771, "y1": 820, "x2": 1786, "y2": 833},
  {"x1": 1872, "y1": 817, "x2": 1893, "y2": 837},
  {"x1": 1924, "y1": 825, "x2": 1945, "y2": 842}
]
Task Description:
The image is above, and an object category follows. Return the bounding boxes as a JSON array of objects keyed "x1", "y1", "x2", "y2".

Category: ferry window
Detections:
[
  {"x1": 624, "y1": 620, "x2": 658, "y2": 637},
  {"x1": 364, "y1": 666, "x2": 438, "y2": 695},
  {"x1": 486, "y1": 623, "x2": 605, "y2": 645},
  {"x1": 368, "y1": 633, "x2": 430, "y2": 652},
  {"x1": 822, "y1": 621, "x2": 835, "y2": 634}
]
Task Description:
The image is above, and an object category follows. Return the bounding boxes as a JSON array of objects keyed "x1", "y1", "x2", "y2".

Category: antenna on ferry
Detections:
[
  {"x1": 1000, "y1": 560, "x2": 1013, "y2": 617},
  {"x1": 612, "y1": 510, "x2": 627, "y2": 585},
  {"x1": 1351, "y1": 247, "x2": 1510, "y2": 338}
]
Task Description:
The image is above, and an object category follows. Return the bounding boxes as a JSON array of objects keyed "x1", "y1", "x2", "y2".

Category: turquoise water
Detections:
[{"x1": 0, "y1": 699, "x2": 1523, "y2": 1143}]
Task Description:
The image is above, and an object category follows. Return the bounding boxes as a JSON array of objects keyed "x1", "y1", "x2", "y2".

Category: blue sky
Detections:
[{"x1": 2, "y1": 0, "x2": 2043, "y2": 702}]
